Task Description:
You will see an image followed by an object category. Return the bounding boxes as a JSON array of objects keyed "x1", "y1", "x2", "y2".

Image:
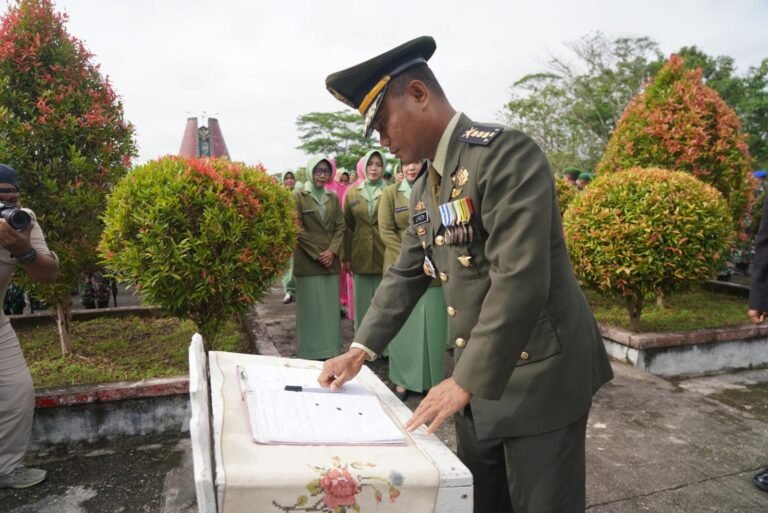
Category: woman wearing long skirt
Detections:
[
  {"x1": 342, "y1": 150, "x2": 386, "y2": 332},
  {"x1": 292, "y1": 157, "x2": 345, "y2": 360},
  {"x1": 378, "y1": 160, "x2": 449, "y2": 400}
]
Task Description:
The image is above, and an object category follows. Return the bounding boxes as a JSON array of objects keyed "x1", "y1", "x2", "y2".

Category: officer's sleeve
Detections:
[
  {"x1": 354, "y1": 192, "x2": 432, "y2": 355},
  {"x1": 451, "y1": 133, "x2": 553, "y2": 400}
]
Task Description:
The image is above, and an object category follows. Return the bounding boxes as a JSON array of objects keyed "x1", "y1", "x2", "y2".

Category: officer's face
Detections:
[{"x1": 372, "y1": 89, "x2": 428, "y2": 165}]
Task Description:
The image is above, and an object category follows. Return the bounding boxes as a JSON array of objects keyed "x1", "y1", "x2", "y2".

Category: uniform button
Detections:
[
  {"x1": 520, "y1": 351, "x2": 529, "y2": 360},
  {"x1": 447, "y1": 306, "x2": 456, "y2": 317},
  {"x1": 455, "y1": 337, "x2": 466, "y2": 348},
  {"x1": 435, "y1": 235, "x2": 445, "y2": 246},
  {"x1": 439, "y1": 272, "x2": 448, "y2": 282}
]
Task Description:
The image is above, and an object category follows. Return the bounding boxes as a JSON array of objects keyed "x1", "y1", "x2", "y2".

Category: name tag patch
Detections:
[
  {"x1": 301, "y1": 209, "x2": 314, "y2": 215},
  {"x1": 395, "y1": 206, "x2": 408, "y2": 213},
  {"x1": 349, "y1": 199, "x2": 361, "y2": 207},
  {"x1": 412, "y1": 211, "x2": 430, "y2": 226}
]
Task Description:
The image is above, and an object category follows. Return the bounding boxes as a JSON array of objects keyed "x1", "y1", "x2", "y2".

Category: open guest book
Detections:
[{"x1": 237, "y1": 364, "x2": 407, "y2": 446}]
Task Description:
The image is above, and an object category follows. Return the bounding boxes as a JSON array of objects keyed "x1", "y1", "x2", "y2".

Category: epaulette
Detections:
[{"x1": 458, "y1": 124, "x2": 503, "y2": 146}]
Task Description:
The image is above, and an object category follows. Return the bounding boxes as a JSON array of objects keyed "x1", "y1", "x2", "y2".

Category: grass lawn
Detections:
[
  {"x1": 585, "y1": 287, "x2": 749, "y2": 332},
  {"x1": 19, "y1": 315, "x2": 250, "y2": 388}
]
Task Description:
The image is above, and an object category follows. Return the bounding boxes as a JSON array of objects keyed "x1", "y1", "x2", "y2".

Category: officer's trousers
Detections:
[{"x1": 455, "y1": 406, "x2": 588, "y2": 513}]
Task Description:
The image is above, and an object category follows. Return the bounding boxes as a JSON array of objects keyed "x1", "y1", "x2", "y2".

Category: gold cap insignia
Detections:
[{"x1": 457, "y1": 255, "x2": 472, "y2": 267}]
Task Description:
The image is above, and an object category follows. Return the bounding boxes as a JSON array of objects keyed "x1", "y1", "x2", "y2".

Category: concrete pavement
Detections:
[{"x1": 4, "y1": 285, "x2": 768, "y2": 512}]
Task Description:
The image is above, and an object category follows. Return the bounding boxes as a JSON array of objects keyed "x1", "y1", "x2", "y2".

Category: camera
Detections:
[{"x1": 0, "y1": 202, "x2": 31, "y2": 231}]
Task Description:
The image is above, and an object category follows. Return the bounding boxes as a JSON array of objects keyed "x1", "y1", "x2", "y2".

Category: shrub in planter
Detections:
[
  {"x1": 596, "y1": 55, "x2": 753, "y2": 235},
  {"x1": 563, "y1": 167, "x2": 732, "y2": 331},
  {"x1": 554, "y1": 176, "x2": 578, "y2": 217},
  {"x1": 99, "y1": 156, "x2": 298, "y2": 348}
]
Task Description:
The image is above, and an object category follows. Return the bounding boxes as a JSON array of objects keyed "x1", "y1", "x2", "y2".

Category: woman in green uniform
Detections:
[
  {"x1": 379, "y1": 160, "x2": 449, "y2": 399},
  {"x1": 292, "y1": 157, "x2": 345, "y2": 359},
  {"x1": 342, "y1": 150, "x2": 387, "y2": 332}
]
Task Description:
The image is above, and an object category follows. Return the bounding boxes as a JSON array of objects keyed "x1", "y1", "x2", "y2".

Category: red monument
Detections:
[{"x1": 178, "y1": 117, "x2": 230, "y2": 158}]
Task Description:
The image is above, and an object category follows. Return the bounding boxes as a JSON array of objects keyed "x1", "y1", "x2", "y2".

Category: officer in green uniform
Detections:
[{"x1": 319, "y1": 36, "x2": 613, "y2": 513}]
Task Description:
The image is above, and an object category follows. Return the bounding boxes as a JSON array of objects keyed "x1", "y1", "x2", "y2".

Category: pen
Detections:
[{"x1": 284, "y1": 385, "x2": 339, "y2": 393}]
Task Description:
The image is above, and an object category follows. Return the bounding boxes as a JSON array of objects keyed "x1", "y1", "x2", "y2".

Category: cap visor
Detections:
[{"x1": 363, "y1": 87, "x2": 387, "y2": 138}]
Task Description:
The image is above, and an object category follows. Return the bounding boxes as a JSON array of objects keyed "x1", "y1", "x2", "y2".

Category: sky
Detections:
[{"x1": 25, "y1": 0, "x2": 768, "y2": 174}]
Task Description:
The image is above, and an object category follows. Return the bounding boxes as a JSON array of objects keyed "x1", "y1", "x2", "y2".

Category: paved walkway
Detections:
[{"x1": 3, "y1": 285, "x2": 768, "y2": 512}]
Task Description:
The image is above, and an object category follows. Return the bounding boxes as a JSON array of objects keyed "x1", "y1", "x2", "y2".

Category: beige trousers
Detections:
[{"x1": 0, "y1": 321, "x2": 33, "y2": 476}]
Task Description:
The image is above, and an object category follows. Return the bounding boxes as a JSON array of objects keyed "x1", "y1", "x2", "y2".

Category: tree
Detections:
[
  {"x1": 564, "y1": 169, "x2": 732, "y2": 331},
  {"x1": 501, "y1": 32, "x2": 663, "y2": 172},
  {"x1": 597, "y1": 55, "x2": 753, "y2": 235},
  {"x1": 0, "y1": 0, "x2": 136, "y2": 355},
  {"x1": 100, "y1": 157, "x2": 298, "y2": 349},
  {"x1": 675, "y1": 46, "x2": 768, "y2": 169},
  {"x1": 296, "y1": 111, "x2": 381, "y2": 170}
]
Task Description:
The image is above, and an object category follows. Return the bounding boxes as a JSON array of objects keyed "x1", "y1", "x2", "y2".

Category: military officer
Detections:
[{"x1": 319, "y1": 36, "x2": 613, "y2": 512}]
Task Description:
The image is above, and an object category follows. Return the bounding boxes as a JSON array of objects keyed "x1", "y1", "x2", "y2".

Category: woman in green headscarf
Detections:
[
  {"x1": 378, "y1": 160, "x2": 449, "y2": 400},
  {"x1": 342, "y1": 149, "x2": 387, "y2": 332},
  {"x1": 292, "y1": 156, "x2": 345, "y2": 359}
]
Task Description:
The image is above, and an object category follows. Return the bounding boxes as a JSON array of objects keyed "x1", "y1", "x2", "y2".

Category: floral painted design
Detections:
[{"x1": 272, "y1": 456, "x2": 403, "y2": 512}]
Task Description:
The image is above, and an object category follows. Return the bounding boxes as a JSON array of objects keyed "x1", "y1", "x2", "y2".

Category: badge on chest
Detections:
[{"x1": 438, "y1": 197, "x2": 475, "y2": 245}]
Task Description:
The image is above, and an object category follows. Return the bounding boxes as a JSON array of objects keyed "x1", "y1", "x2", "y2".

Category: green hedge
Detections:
[
  {"x1": 564, "y1": 167, "x2": 732, "y2": 330},
  {"x1": 99, "y1": 156, "x2": 298, "y2": 347}
]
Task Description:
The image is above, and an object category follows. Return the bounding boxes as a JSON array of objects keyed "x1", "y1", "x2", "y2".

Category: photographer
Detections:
[{"x1": 0, "y1": 164, "x2": 58, "y2": 489}]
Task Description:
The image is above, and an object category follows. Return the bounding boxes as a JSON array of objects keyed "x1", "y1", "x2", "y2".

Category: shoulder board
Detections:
[{"x1": 459, "y1": 124, "x2": 503, "y2": 146}]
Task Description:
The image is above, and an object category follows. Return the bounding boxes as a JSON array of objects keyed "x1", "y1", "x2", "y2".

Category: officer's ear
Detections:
[{"x1": 407, "y1": 79, "x2": 430, "y2": 109}]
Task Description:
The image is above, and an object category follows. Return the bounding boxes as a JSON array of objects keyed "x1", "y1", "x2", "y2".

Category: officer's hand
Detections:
[
  {"x1": 318, "y1": 348, "x2": 367, "y2": 390},
  {"x1": 0, "y1": 218, "x2": 33, "y2": 256},
  {"x1": 405, "y1": 377, "x2": 472, "y2": 435},
  {"x1": 748, "y1": 309, "x2": 767, "y2": 324}
]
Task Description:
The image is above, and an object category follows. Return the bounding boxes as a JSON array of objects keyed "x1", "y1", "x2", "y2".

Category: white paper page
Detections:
[
  {"x1": 238, "y1": 365, "x2": 370, "y2": 396},
  {"x1": 243, "y1": 384, "x2": 406, "y2": 446}
]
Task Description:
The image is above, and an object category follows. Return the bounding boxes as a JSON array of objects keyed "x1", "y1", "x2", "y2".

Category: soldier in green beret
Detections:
[
  {"x1": 576, "y1": 172, "x2": 594, "y2": 190},
  {"x1": 563, "y1": 167, "x2": 581, "y2": 187},
  {"x1": 319, "y1": 36, "x2": 613, "y2": 513}
]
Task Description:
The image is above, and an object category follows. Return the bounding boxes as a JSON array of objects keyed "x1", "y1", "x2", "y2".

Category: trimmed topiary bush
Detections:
[
  {"x1": 597, "y1": 55, "x2": 753, "y2": 234},
  {"x1": 99, "y1": 156, "x2": 298, "y2": 348},
  {"x1": 554, "y1": 176, "x2": 578, "y2": 217},
  {"x1": 564, "y1": 167, "x2": 732, "y2": 331}
]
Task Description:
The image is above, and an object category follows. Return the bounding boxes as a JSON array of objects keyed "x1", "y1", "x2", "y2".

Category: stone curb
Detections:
[{"x1": 599, "y1": 322, "x2": 768, "y2": 349}]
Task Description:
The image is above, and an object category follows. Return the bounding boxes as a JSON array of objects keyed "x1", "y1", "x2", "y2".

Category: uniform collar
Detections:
[{"x1": 432, "y1": 111, "x2": 463, "y2": 177}]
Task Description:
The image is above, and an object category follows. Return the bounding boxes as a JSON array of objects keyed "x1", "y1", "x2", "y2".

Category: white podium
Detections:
[{"x1": 188, "y1": 335, "x2": 472, "y2": 513}]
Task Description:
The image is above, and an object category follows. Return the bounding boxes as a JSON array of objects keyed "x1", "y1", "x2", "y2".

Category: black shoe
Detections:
[
  {"x1": 754, "y1": 467, "x2": 768, "y2": 492},
  {"x1": 282, "y1": 293, "x2": 294, "y2": 304},
  {"x1": 394, "y1": 387, "x2": 410, "y2": 401}
]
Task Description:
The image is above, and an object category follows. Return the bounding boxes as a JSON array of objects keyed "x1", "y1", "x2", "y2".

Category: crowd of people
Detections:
[{"x1": 279, "y1": 151, "x2": 450, "y2": 401}]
